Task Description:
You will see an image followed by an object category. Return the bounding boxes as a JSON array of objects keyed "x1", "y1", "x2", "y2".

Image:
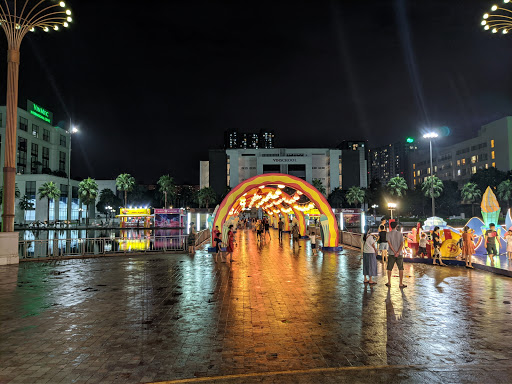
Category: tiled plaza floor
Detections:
[{"x1": 1, "y1": 229, "x2": 512, "y2": 383}]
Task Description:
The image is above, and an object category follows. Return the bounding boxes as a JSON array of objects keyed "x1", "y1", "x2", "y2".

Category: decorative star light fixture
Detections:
[
  {"x1": 481, "y1": 1, "x2": 512, "y2": 34},
  {"x1": 0, "y1": 1, "x2": 73, "y2": 232}
]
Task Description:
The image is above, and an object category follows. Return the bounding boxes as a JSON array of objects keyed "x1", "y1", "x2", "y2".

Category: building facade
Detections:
[
  {"x1": 411, "y1": 117, "x2": 512, "y2": 187},
  {"x1": 370, "y1": 140, "x2": 418, "y2": 187},
  {"x1": 224, "y1": 129, "x2": 275, "y2": 149},
  {"x1": 201, "y1": 145, "x2": 369, "y2": 197},
  {"x1": 0, "y1": 100, "x2": 89, "y2": 223}
]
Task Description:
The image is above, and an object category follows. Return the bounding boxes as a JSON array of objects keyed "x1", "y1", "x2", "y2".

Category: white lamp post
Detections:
[
  {"x1": 67, "y1": 125, "x2": 78, "y2": 223},
  {"x1": 388, "y1": 202, "x2": 397, "y2": 220},
  {"x1": 423, "y1": 132, "x2": 439, "y2": 217}
]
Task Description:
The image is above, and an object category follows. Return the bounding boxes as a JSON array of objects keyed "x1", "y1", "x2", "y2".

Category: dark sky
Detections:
[{"x1": 1, "y1": 0, "x2": 511, "y2": 184}]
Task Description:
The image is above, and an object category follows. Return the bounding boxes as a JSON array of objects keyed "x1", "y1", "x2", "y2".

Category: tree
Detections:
[
  {"x1": 436, "y1": 181, "x2": 460, "y2": 217},
  {"x1": 116, "y1": 173, "x2": 136, "y2": 207},
  {"x1": 470, "y1": 168, "x2": 507, "y2": 193},
  {"x1": 18, "y1": 195, "x2": 34, "y2": 224},
  {"x1": 312, "y1": 179, "x2": 326, "y2": 195},
  {"x1": 387, "y1": 176, "x2": 408, "y2": 197},
  {"x1": 422, "y1": 176, "x2": 443, "y2": 199},
  {"x1": 78, "y1": 178, "x2": 99, "y2": 225},
  {"x1": 0, "y1": 184, "x2": 20, "y2": 205},
  {"x1": 197, "y1": 187, "x2": 217, "y2": 209},
  {"x1": 328, "y1": 187, "x2": 344, "y2": 208},
  {"x1": 461, "y1": 182, "x2": 482, "y2": 217},
  {"x1": 96, "y1": 188, "x2": 122, "y2": 216},
  {"x1": 38, "y1": 182, "x2": 61, "y2": 222},
  {"x1": 497, "y1": 179, "x2": 512, "y2": 210},
  {"x1": 345, "y1": 186, "x2": 365, "y2": 207},
  {"x1": 157, "y1": 174, "x2": 176, "y2": 208}
]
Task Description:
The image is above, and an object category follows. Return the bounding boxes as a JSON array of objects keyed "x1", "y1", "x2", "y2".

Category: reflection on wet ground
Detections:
[{"x1": 1, "y1": 229, "x2": 512, "y2": 383}]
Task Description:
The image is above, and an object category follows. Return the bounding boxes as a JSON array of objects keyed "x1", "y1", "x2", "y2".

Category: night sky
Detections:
[{"x1": 1, "y1": 0, "x2": 511, "y2": 184}]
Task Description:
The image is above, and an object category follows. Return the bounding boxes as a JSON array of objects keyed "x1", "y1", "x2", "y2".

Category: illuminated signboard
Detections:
[
  {"x1": 406, "y1": 137, "x2": 414, "y2": 143},
  {"x1": 27, "y1": 100, "x2": 53, "y2": 125},
  {"x1": 304, "y1": 208, "x2": 321, "y2": 216},
  {"x1": 120, "y1": 208, "x2": 151, "y2": 216}
]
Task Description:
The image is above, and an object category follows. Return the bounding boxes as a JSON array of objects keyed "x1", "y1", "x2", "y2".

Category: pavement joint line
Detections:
[{"x1": 147, "y1": 363, "x2": 503, "y2": 384}]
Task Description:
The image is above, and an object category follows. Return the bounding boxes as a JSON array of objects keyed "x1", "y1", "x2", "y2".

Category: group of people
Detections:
[{"x1": 211, "y1": 225, "x2": 236, "y2": 263}]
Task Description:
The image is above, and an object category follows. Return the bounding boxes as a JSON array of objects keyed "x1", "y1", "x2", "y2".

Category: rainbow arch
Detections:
[{"x1": 213, "y1": 173, "x2": 340, "y2": 248}]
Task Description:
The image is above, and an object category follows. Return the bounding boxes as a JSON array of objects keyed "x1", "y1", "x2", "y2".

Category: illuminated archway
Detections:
[{"x1": 213, "y1": 173, "x2": 341, "y2": 249}]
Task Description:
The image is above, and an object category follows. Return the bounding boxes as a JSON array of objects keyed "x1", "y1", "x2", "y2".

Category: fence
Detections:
[
  {"x1": 339, "y1": 231, "x2": 363, "y2": 249},
  {"x1": 195, "y1": 229, "x2": 210, "y2": 247}
]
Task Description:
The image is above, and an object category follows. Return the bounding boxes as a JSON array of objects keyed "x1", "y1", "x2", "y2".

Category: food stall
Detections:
[
  {"x1": 116, "y1": 208, "x2": 153, "y2": 228},
  {"x1": 154, "y1": 208, "x2": 185, "y2": 228}
]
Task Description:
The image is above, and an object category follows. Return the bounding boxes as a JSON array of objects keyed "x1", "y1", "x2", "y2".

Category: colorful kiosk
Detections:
[
  {"x1": 117, "y1": 208, "x2": 153, "y2": 228},
  {"x1": 154, "y1": 208, "x2": 185, "y2": 228}
]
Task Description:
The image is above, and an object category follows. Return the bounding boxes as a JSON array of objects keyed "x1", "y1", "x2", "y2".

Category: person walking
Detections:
[
  {"x1": 278, "y1": 219, "x2": 284, "y2": 240},
  {"x1": 432, "y1": 226, "x2": 446, "y2": 266},
  {"x1": 378, "y1": 224, "x2": 388, "y2": 264},
  {"x1": 212, "y1": 225, "x2": 221, "y2": 245},
  {"x1": 418, "y1": 232, "x2": 428, "y2": 258},
  {"x1": 264, "y1": 217, "x2": 271, "y2": 240},
  {"x1": 505, "y1": 229, "x2": 512, "y2": 260},
  {"x1": 461, "y1": 226, "x2": 475, "y2": 268},
  {"x1": 188, "y1": 223, "x2": 196, "y2": 254},
  {"x1": 309, "y1": 230, "x2": 318, "y2": 255},
  {"x1": 386, "y1": 221, "x2": 407, "y2": 288},
  {"x1": 226, "y1": 224, "x2": 235, "y2": 263},
  {"x1": 213, "y1": 232, "x2": 223, "y2": 263},
  {"x1": 362, "y1": 230, "x2": 378, "y2": 284},
  {"x1": 292, "y1": 223, "x2": 300, "y2": 248}
]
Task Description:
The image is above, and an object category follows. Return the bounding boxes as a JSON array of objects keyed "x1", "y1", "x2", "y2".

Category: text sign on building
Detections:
[
  {"x1": 27, "y1": 100, "x2": 53, "y2": 125},
  {"x1": 120, "y1": 208, "x2": 150, "y2": 216},
  {"x1": 271, "y1": 158, "x2": 299, "y2": 163},
  {"x1": 154, "y1": 208, "x2": 183, "y2": 214}
]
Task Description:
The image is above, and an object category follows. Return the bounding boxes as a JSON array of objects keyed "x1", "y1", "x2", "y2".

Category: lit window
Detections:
[
  {"x1": 471, "y1": 166, "x2": 477, "y2": 174},
  {"x1": 434, "y1": 166, "x2": 437, "y2": 172},
  {"x1": 457, "y1": 169, "x2": 461, "y2": 176},
  {"x1": 427, "y1": 167, "x2": 430, "y2": 174},
  {"x1": 492, "y1": 151, "x2": 495, "y2": 159},
  {"x1": 413, "y1": 163, "x2": 416, "y2": 169},
  {"x1": 413, "y1": 171, "x2": 416, "y2": 177},
  {"x1": 462, "y1": 159, "x2": 466, "y2": 165},
  {"x1": 471, "y1": 156, "x2": 477, "y2": 163},
  {"x1": 457, "y1": 160, "x2": 460, "y2": 166},
  {"x1": 492, "y1": 162, "x2": 496, "y2": 168},
  {"x1": 485, "y1": 163, "x2": 489, "y2": 169},
  {"x1": 414, "y1": 179, "x2": 416, "y2": 186},
  {"x1": 491, "y1": 140, "x2": 495, "y2": 148}
]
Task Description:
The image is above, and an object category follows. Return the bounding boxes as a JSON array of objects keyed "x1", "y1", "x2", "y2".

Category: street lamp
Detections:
[
  {"x1": 388, "y1": 202, "x2": 397, "y2": 220},
  {"x1": 0, "y1": 1, "x2": 73, "y2": 232},
  {"x1": 67, "y1": 125, "x2": 78, "y2": 223},
  {"x1": 423, "y1": 131, "x2": 439, "y2": 217}
]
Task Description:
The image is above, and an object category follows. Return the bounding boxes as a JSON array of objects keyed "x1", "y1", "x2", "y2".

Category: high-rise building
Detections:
[
  {"x1": 410, "y1": 117, "x2": 512, "y2": 187},
  {"x1": 224, "y1": 129, "x2": 275, "y2": 149},
  {"x1": 370, "y1": 140, "x2": 418, "y2": 187},
  {"x1": 337, "y1": 141, "x2": 369, "y2": 190}
]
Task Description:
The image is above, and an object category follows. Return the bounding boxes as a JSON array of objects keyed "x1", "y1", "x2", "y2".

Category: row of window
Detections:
[
  {"x1": 17, "y1": 115, "x2": 66, "y2": 146},
  {"x1": 16, "y1": 136, "x2": 65, "y2": 174}
]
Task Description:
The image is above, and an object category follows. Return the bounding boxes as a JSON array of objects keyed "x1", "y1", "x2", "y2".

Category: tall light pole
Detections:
[
  {"x1": 0, "y1": 1, "x2": 73, "y2": 232},
  {"x1": 423, "y1": 132, "x2": 439, "y2": 217},
  {"x1": 67, "y1": 125, "x2": 78, "y2": 223}
]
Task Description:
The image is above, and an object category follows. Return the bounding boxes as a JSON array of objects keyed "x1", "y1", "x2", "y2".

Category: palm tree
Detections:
[
  {"x1": 0, "y1": 184, "x2": 20, "y2": 205},
  {"x1": 461, "y1": 182, "x2": 482, "y2": 217},
  {"x1": 78, "y1": 178, "x2": 99, "y2": 225},
  {"x1": 116, "y1": 173, "x2": 136, "y2": 207},
  {"x1": 157, "y1": 174, "x2": 176, "y2": 208},
  {"x1": 422, "y1": 176, "x2": 444, "y2": 198},
  {"x1": 312, "y1": 179, "x2": 326, "y2": 195},
  {"x1": 197, "y1": 187, "x2": 217, "y2": 209},
  {"x1": 18, "y1": 195, "x2": 34, "y2": 225},
  {"x1": 346, "y1": 186, "x2": 365, "y2": 207},
  {"x1": 497, "y1": 179, "x2": 512, "y2": 210},
  {"x1": 38, "y1": 182, "x2": 61, "y2": 222},
  {"x1": 388, "y1": 176, "x2": 408, "y2": 197}
]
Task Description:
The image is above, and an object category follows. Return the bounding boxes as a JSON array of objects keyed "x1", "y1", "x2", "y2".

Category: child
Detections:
[
  {"x1": 432, "y1": 226, "x2": 446, "y2": 266},
  {"x1": 506, "y1": 229, "x2": 512, "y2": 260},
  {"x1": 418, "y1": 233, "x2": 428, "y2": 258},
  {"x1": 214, "y1": 233, "x2": 223, "y2": 263},
  {"x1": 309, "y1": 231, "x2": 318, "y2": 255}
]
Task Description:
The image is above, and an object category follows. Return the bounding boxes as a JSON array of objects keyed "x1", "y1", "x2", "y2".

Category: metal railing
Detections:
[
  {"x1": 18, "y1": 234, "x2": 190, "y2": 259},
  {"x1": 340, "y1": 230, "x2": 363, "y2": 249},
  {"x1": 195, "y1": 229, "x2": 210, "y2": 247}
]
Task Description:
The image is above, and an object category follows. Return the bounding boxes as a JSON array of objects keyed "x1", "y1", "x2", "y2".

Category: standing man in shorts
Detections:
[
  {"x1": 386, "y1": 221, "x2": 407, "y2": 288},
  {"x1": 485, "y1": 223, "x2": 498, "y2": 261}
]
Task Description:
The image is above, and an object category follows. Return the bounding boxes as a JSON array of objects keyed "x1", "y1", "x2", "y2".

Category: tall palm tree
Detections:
[
  {"x1": 116, "y1": 173, "x2": 136, "y2": 207},
  {"x1": 197, "y1": 187, "x2": 217, "y2": 209},
  {"x1": 461, "y1": 182, "x2": 482, "y2": 217},
  {"x1": 157, "y1": 174, "x2": 176, "y2": 208},
  {"x1": 497, "y1": 179, "x2": 512, "y2": 210},
  {"x1": 312, "y1": 179, "x2": 326, "y2": 195},
  {"x1": 346, "y1": 186, "x2": 365, "y2": 207},
  {"x1": 422, "y1": 176, "x2": 444, "y2": 199},
  {"x1": 18, "y1": 195, "x2": 34, "y2": 225},
  {"x1": 78, "y1": 178, "x2": 99, "y2": 225},
  {"x1": 38, "y1": 182, "x2": 61, "y2": 222},
  {"x1": 388, "y1": 176, "x2": 408, "y2": 197}
]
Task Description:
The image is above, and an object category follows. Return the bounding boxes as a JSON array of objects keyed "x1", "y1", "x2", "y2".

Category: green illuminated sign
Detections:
[
  {"x1": 27, "y1": 100, "x2": 53, "y2": 125},
  {"x1": 406, "y1": 137, "x2": 414, "y2": 143}
]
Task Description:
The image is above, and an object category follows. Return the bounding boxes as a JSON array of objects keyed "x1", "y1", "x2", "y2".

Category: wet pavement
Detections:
[{"x1": 1, "y1": 229, "x2": 512, "y2": 383}]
